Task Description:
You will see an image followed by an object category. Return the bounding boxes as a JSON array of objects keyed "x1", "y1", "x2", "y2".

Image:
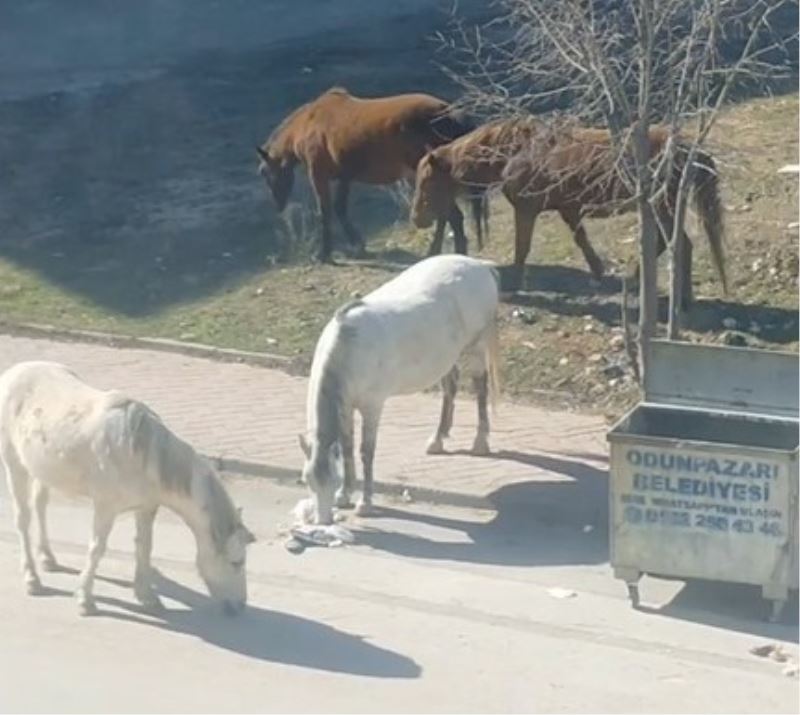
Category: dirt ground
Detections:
[{"x1": 0, "y1": 1, "x2": 797, "y2": 419}]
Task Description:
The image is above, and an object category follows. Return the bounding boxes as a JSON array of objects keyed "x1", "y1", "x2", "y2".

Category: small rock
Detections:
[
  {"x1": 254, "y1": 287, "x2": 265, "y2": 297},
  {"x1": 303, "y1": 283, "x2": 316, "y2": 291},
  {"x1": 722, "y1": 317, "x2": 738, "y2": 329},
  {"x1": 583, "y1": 323, "x2": 595, "y2": 332},
  {"x1": 608, "y1": 378, "x2": 620, "y2": 387},
  {"x1": 350, "y1": 290, "x2": 362, "y2": 299},
  {"x1": 588, "y1": 353, "x2": 604, "y2": 363},
  {"x1": 179, "y1": 332, "x2": 197, "y2": 341},
  {"x1": 558, "y1": 357, "x2": 569, "y2": 366},
  {"x1": 265, "y1": 337, "x2": 278, "y2": 346},
  {"x1": 722, "y1": 330, "x2": 749, "y2": 347},
  {"x1": 547, "y1": 587, "x2": 577, "y2": 599},
  {"x1": 751, "y1": 259, "x2": 764, "y2": 272},
  {"x1": 750, "y1": 643, "x2": 778, "y2": 658},
  {"x1": 610, "y1": 335, "x2": 625, "y2": 350},
  {"x1": 602, "y1": 363, "x2": 625, "y2": 379}
]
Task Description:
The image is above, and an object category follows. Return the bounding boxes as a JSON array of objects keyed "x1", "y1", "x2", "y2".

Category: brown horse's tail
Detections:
[{"x1": 692, "y1": 149, "x2": 728, "y2": 294}]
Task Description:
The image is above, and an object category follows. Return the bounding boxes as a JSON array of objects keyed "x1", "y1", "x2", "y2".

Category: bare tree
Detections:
[{"x1": 440, "y1": 0, "x2": 795, "y2": 378}]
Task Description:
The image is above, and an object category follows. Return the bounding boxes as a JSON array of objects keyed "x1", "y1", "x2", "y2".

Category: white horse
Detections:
[
  {"x1": 0, "y1": 361, "x2": 255, "y2": 616},
  {"x1": 299, "y1": 254, "x2": 501, "y2": 524}
]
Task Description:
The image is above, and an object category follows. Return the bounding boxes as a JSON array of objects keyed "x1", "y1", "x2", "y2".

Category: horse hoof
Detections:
[
  {"x1": 26, "y1": 579, "x2": 45, "y2": 596},
  {"x1": 78, "y1": 599, "x2": 98, "y2": 617},
  {"x1": 39, "y1": 554, "x2": 59, "y2": 572},
  {"x1": 470, "y1": 439, "x2": 491, "y2": 456},
  {"x1": 355, "y1": 501, "x2": 375, "y2": 517},
  {"x1": 425, "y1": 437, "x2": 445, "y2": 455},
  {"x1": 138, "y1": 594, "x2": 165, "y2": 614}
]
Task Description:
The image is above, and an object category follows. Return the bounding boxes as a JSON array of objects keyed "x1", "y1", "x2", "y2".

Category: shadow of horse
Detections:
[
  {"x1": 356, "y1": 449, "x2": 610, "y2": 568},
  {"x1": 90, "y1": 572, "x2": 420, "y2": 678}
]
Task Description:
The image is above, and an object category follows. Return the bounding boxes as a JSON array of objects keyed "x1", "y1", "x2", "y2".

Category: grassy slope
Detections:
[{"x1": 1, "y1": 94, "x2": 797, "y2": 416}]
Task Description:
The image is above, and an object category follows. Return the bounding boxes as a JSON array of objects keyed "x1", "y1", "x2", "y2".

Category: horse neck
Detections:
[
  {"x1": 309, "y1": 363, "x2": 343, "y2": 456},
  {"x1": 163, "y1": 465, "x2": 232, "y2": 553}
]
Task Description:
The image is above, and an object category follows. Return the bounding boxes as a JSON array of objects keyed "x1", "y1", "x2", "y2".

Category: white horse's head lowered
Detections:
[
  {"x1": 298, "y1": 434, "x2": 343, "y2": 525},
  {"x1": 192, "y1": 465, "x2": 256, "y2": 615}
]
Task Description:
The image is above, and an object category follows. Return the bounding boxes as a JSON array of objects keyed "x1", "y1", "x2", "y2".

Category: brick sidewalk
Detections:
[{"x1": 0, "y1": 334, "x2": 609, "y2": 508}]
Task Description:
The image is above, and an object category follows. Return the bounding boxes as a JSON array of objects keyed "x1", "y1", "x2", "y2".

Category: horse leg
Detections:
[
  {"x1": 427, "y1": 216, "x2": 447, "y2": 256},
  {"x1": 511, "y1": 201, "x2": 538, "y2": 292},
  {"x1": 32, "y1": 480, "x2": 58, "y2": 572},
  {"x1": 335, "y1": 407, "x2": 356, "y2": 509},
  {"x1": 4, "y1": 455, "x2": 42, "y2": 595},
  {"x1": 426, "y1": 365, "x2": 459, "y2": 455},
  {"x1": 309, "y1": 169, "x2": 334, "y2": 263},
  {"x1": 681, "y1": 232, "x2": 694, "y2": 309},
  {"x1": 356, "y1": 405, "x2": 383, "y2": 517},
  {"x1": 466, "y1": 346, "x2": 491, "y2": 456},
  {"x1": 447, "y1": 203, "x2": 468, "y2": 255},
  {"x1": 133, "y1": 506, "x2": 163, "y2": 612},
  {"x1": 558, "y1": 207, "x2": 605, "y2": 280},
  {"x1": 334, "y1": 180, "x2": 366, "y2": 258},
  {"x1": 76, "y1": 502, "x2": 116, "y2": 616}
]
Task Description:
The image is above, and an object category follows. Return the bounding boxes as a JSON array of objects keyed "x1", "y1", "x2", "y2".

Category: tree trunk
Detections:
[{"x1": 637, "y1": 199, "x2": 659, "y2": 379}]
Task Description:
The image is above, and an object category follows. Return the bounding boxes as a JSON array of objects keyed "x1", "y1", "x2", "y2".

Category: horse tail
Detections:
[
  {"x1": 485, "y1": 313, "x2": 502, "y2": 413},
  {"x1": 692, "y1": 149, "x2": 727, "y2": 294}
]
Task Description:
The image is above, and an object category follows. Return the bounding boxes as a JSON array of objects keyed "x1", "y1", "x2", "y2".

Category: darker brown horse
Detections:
[
  {"x1": 412, "y1": 121, "x2": 727, "y2": 307},
  {"x1": 257, "y1": 87, "x2": 483, "y2": 262}
]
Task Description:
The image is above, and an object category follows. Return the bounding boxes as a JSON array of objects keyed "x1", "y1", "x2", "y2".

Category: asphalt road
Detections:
[{"x1": 1, "y1": 475, "x2": 797, "y2": 713}]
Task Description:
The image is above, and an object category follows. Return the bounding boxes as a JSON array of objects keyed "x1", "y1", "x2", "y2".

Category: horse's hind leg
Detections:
[
  {"x1": 466, "y1": 347, "x2": 491, "y2": 456},
  {"x1": 510, "y1": 201, "x2": 538, "y2": 292},
  {"x1": 3, "y1": 455, "x2": 42, "y2": 594},
  {"x1": 334, "y1": 180, "x2": 366, "y2": 258},
  {"x1": 558, "y1": 207, "x2": 605, "y2": 280},
  {"x1": 356, "y1": 404, "x2": 383, "y2": 517},
  {"x1": 426, "y1": 366, "x2": 459, "y2": 455},
  {"x1": 133, "y1": 507, "x2": 163, "y2": 612},
  {"x1": 76, "y1": 502, "x2": 116, "y2": 616},
  {"x1": 32, "y1": 481, "x2": 58, "y2": 572}
]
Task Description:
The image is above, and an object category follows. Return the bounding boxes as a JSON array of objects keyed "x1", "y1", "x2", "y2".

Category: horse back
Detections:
[{"x1": 289, "y1": 89, "x2": 463, "y2": 181}]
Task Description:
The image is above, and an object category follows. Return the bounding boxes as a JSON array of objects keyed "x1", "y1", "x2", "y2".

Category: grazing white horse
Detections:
[
  {"x1": 0, "y1": 361, "x2": 255, "y2": 616},
  {"x1": 299, "y1": 254, "x2": 501, "y2": 524}
]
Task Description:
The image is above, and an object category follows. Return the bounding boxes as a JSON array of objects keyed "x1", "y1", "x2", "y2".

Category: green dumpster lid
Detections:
[{"x1": 645, "y1": 340, "x2": 799, "y2": 419}]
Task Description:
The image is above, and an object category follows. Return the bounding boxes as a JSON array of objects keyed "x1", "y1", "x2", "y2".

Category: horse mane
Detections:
[{"x1": 123, "y1": 400, "x2": 238, "y2": 550}]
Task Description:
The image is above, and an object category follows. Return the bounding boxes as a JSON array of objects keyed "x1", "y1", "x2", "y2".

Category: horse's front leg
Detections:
[
  {"x1": 335, "y1": 408, "x2": 357, "y2": 509},
  {"x1": 426, "y1": 366, "x2": 459, "y2": 455},
  {"x1": 447, "y1": 203, "x2": 468, "y2": 255},
  {"x1": 32, "y1": 480, "x2": 58, "y2": 572},
  {"x1": 4, "y1": 459, "x2": 42, "y2": 594},
  {"x1": 471, "y1": 371, "x2": 491, "y2": 456},
  {"x1": 133, "y1": 506, "x2": 163, "y2": 612},
  {"x1": 309, "y1": 168, "x2": 334, "y2": 263},
  {"x1": 76, "y1": 502, "x2": 116, "y2": 616},
  {"x1": 334, "y1": 180, "x2": 366, "y2": 258},
  {"x1": 427, "y1": 216, "x2": 447, "y2": 256},
  {"x1": 510, "y1": 200, "x2": 538, "y2": 292},
  {"x1": 356, "y1": 405, "x2": 383, "y2": 517}
]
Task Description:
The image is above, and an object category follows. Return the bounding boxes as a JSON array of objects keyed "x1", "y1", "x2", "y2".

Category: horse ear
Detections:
[{"x1": 298, "y1": 433, "x2": 311, "y2": 458}]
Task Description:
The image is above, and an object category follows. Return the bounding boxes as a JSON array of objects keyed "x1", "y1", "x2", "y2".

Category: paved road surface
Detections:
[{"x1": 1, "y1": 476, "x2": 797, "y2": 713}]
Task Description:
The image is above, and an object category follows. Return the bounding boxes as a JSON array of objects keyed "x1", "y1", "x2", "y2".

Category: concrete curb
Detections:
[
  {"x1": 211, "y1": 455, "x2": 494, "y2": 511},
  {"x1": 0, "y1": 320, "x2": 305, "y2": 374}
]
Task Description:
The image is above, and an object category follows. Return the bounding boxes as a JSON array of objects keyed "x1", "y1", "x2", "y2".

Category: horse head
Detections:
[
  {"x1": 256, "y1": 146, "x2": 295, "y2": 212},
  {"x1": 195, "y1": 469, "x2": 256, "y2": 616},
  {"x1": 298, "y1": 434, "x2": 343, "y2": 525},
  {"x1": 411, "y1": 149, "x2": 456, "y2": 229}
]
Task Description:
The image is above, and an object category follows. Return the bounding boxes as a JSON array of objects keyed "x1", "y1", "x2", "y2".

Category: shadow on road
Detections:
[{"x1": 90, "y1": 573, "x2": 421, "y2": 678}]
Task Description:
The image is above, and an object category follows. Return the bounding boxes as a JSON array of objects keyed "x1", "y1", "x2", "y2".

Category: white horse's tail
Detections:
[{"x1": 485, "y1": 313, "x2": 501, "y2": 413}]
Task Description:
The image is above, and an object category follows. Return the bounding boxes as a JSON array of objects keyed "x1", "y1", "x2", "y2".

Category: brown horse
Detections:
[
  {"x1": 257, "y1": 87, "x2": 483, "y2": 262},
  {"x1": 412, "y1": 121, "x2": 727, "y2": 306}
]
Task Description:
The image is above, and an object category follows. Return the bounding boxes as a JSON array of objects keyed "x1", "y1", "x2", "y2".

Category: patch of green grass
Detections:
[{"x1": 1, "y1": 94, "x2": 797, "y2": 416}]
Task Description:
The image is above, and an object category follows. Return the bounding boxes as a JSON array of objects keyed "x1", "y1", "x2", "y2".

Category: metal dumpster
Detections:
[{"x1": 608, "y1": 339, "x2": 799, "y2": 620}]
